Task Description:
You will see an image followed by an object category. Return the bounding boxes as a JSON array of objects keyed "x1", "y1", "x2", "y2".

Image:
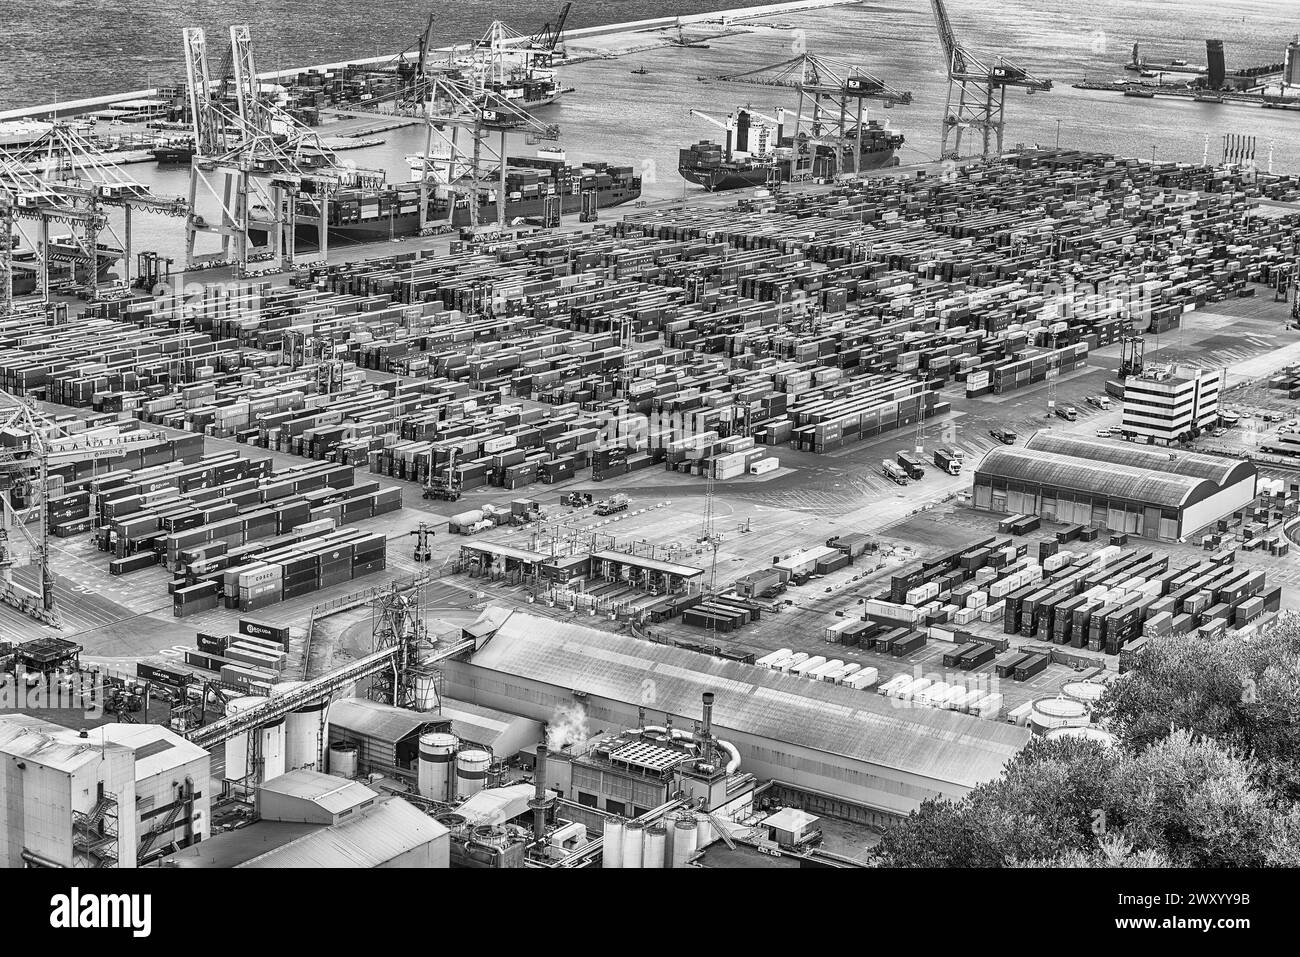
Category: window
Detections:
[
  {"x1": 577, "y1": 791, "x2": 597, "y2": 808},
  {"x1": 606, "y1": 799, "x2": 627, "y2": 816}
]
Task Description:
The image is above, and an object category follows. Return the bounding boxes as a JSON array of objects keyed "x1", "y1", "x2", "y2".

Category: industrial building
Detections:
[
  {"x1": 162, "y1": 769, "x2": 450, "y2": 867},
  {"x1": 0, "y1": 715, "x2": 208, "y2": 868},
  {"x1": 972, "y1": 432, "x2": 1257, "y2": 541},
  {"x1": 438, "y1": 608, "x2": 1030, "y2": 824},
  {"x1": 1121, "y1": 365, "x2": 1224, "y2": 445}
]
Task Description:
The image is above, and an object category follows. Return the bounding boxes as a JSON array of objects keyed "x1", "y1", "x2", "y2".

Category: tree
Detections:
[{"x1": 1094, "y1": 613, "x2": 1300, "y2": 802}]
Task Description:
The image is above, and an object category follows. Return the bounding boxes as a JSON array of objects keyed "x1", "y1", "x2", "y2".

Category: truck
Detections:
[
  {"x1": 1055, "y1": 405, "x2": 1078, "y2": 422},
  {"x1": 989, "y1": 428, "x2": 1017, "y2": 444},
  {"x1": 881, "y1": 460, "x2": 909, "y2": 485},
  {"x1": 896, "y1": 451, "x2": 926, "y2": 479},
  {"x1": 932, "y1": 447, "x2": 962, "y2": 475},
  {"x1": 1086, "y1": 394, "x2": 1112, "y2": 410},
  {"x1": 594, "y1": 493, "x2": 629, "y2": 516}
]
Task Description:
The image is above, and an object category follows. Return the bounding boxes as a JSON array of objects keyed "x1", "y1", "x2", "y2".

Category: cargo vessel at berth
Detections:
[
  {"x1": 678, "y1": 108, "x2": 903, "y2": 192},
  {"x1": 253, "y1": 151, "x2": 640, "y2": 246}
]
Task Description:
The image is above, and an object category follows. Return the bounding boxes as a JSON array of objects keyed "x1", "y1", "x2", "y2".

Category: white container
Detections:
[
  {"x1": 623, "y1": 821, "x2": 645, "y2": 869},
  {"x1": 756, "y1": 648, "x2": 793, "y2": 668},
  {"x1": 328, "y1": 742, "x2": 358, "y2": 777},
  {"x1": 417, "y1": 732, "x2": 459, "y2": 802},
  {"x1": 455, "y1": 748, "x2": 492, "y2": 798},
  {"x1": 273, "y1": 680, "x2": 328, "y2": 772},
  {"x1": 602, "y1": 816, "x2": 626, "y2": 869},
  {"x1": 775, "y1": 652, "x2": 809, "y2": 673},
  {"x1": 791, "y1": 655, "x2": 827, "y2": 676}
]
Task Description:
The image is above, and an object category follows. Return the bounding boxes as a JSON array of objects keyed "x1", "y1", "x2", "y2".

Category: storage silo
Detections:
[
  {"x1": 623, "y1": 820, "x2": 645, "y2": 869},
  {"x1": 273, "y1": 681, "x2": 327, "y2": 771},
  {"x1": 1028, "y1": 696, "x2": 1090, "y2": 735},
  {"x1": 672, "y1": 815, "x2": 699, "y2": 867},
  {"x1": 643, "y1": 825, "x2": 667, "y2": 869},
  {"x1": 223, "y1": 696, "x2": 267, "y2": 782},
  {"x1": 1060, "y1": 680, "x2": 1106, "y2": 709},
  {"x1": 328, "y1": 742, "x2": 359, "y2": 778},
  {"x1": 695, "y1": 814, "x2": 713, "y2": 849},
  {"x1": 259, "y1": 717, "x2": 286, "y2": 782},
  {"x1": 418, "y1": 732, "x2": 459, "y2": 802},
  {"x1": 602, "y1": 816, "x2": 626, "y2": 869},
  {"x1": 455, "y1": 748, "x2": 492, "y2": 799},
  {"x1": 1046, "y1": 726, "x2": 1117, "y2": 748}
]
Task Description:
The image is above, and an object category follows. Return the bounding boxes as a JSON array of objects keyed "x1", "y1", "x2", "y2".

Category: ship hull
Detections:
[{"x1": 680, "y1": 146, "x2": 900, "y2": 192}]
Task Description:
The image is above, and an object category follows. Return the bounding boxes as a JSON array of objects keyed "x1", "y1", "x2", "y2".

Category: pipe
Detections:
[
  {"x1": 21, "y1": 848, "x2": 66, "y2": 868},
  {"x1": 638, "y1": 726, "x2": 741, "y2": 774},
  {"x1": 532, "y1": 744, "x2": 549, "y2": 841}
]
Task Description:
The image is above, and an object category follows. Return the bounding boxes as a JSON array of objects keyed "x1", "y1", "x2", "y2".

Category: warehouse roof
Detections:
[
  {"x1": 164, "y1": 796, "x2": 447, "y2": 868},
  {"x1": 97, "y1": 724, "x2": 208, "y2": 778},
  {"x1": 1025, "y1": 432, "x2": 1254, "y2": 488},
  {"x1": 438, "y1": 698, "x2": 541, "y2": 756},
  {"x1": 467, "y1": 610, "x2": 1029, "y2": 790},
  {"x1": 460, "y1": 541, "x2": 547, "y2": 563},
  {"x1": 0, "y1": 716, "x2": 132, "y2": 773},
  {"x1": 975, "y1": 447, "x2": 1217, "y2": 510},
  {"x1": 260, "y1": 769, "x2": 377, "y2": 816},
  {"x1": 327, "y1": 698, "x2": 438, "y2": 744}
]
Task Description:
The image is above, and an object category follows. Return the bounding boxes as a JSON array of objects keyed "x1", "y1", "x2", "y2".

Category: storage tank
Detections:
[
  {"x1": 1046, "y1": 726, "x2": 1118, "y2": 748},
  {"x1": 450, "y1": 509, "x2": 486, "y2": 529},
  {"x1": 273, "y1": 681, "x2": 327, "y2": 771},
  {"x1": 417, "y1": 732, "x2": 459, "y2": 802},
  {"x1": 328, "y1": 742, "x2": 359, "y2": 778},
  {"x1": 602, "y1": 816, "x2": 626, "y2": 869},
  {"x1": 672, "y1": 814, "x2": 699, "y2": 867},
  {"x1": 643, "y1": 824, "x2": 667, "y2": 868},
  {"x1": 222, "y1": 696, "x2": 267, "y2": 782},
  {"x1": 1029, "y1": 696, "x2": 1090, "y2": 735},
  {"x1": 455, "y1": 748, "x2": 492, "y2": 798},
  {"x1": 695, "y1": 813, "x2": 713, "y2": 849},
  {"x1": 259, "y1": 717, "x2": 286, "y2": 782},
  {"x1": 623, "y1": 820, "x2": 645, "y2": 869},
  {"x1": 1060, "y1": 680, "x2": 1107, "y2": 708}
]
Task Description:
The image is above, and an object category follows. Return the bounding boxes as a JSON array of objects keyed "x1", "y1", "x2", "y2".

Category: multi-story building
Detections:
[{"x1": 1122, "y1": 366, "x2": 1224, "y2": 445}]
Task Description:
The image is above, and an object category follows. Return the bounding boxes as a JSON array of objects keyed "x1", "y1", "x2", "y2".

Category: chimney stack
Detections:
[
  {"x1": 530, "y1": 744, "x2": 554, "y2": 842},
  {"x1": 702, "y1": 692, "x2": 714, "y2": 739}
]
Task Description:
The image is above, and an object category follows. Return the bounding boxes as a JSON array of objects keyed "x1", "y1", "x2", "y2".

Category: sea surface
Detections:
[{"x1": 3, "y1": 0, "x2": 1297, "y2": 263}]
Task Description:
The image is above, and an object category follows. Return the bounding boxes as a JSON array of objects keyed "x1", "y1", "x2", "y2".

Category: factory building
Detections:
[
  {"x1": 163, "y1": 769, "x2": 450, "y2": 868},
  {"x1": 972, "y1": 432, "x2": 1256, "y2": 541},
  {"x1": 325, "y1": 697, "x2": 445, "y2": 778},
  {"x1": 0, "y1": 716, "x2": 208, "y2": 867},
  {"x1": 1121, "y1": 366, "x2": 1224, "y2": 445},
  {"x1": 438, "y1": 609, "x2": 1030, "y2": 824}
]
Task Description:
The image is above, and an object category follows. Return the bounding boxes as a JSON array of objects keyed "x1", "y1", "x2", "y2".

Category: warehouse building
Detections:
[
  {"x1": 163, "y1": 770, "x2": 449, "y2": 867},
  {"x1": 1121, "y1": 365, "x2": 1224, "y2": 445},
  {"x1": 972, "y1": 432, "x2": 1256, "y2": 540},
  {"x1": 438, "y1": 609, "x2": 1030, "y2": 825}
]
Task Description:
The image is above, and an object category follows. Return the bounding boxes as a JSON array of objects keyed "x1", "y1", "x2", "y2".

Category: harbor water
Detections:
[{"x1": 5, "y1": 0, "x2": 1297, "y2": 267}]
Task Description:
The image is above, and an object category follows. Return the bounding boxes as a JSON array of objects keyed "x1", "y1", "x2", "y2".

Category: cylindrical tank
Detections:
[
  {"x1": 450, "y1": 509, "x2": 485, "y2": 529},
  {"x1": 222, "y1": 696, "x2": 266, "y2": 782},
  {"x1": 672, "y1": 815, "x2": 699, "y2": 867},
  {"x1": 1046, "y1": 726, "x2": 1117, "y2": 748},
  {"x1": 417, "y1": 732, "x2": 459, "y2": 802},
  {"x1": 602, "y1": 816, "x2": 626, "y2": 869},
  {"x1": 695, "y1": 813, "x2": 713, "y2": 850},
  {"x1": 273, "y1": 681, "x2": 328, "y2": 771},
  {"x1": 1060, "y1": 680, "x2": 1106, "y2": 708},
  {"x1": 328, "y1": 742, "x2": 359, "y2": 778},
  {"x1": 1029, "y1": 696, "x2": 1090, "y2": 735},
  {"x1": 455, "y1": 748, "x2": 492, "y2": 798},
  {"x1": 259, "y1": 717, "x2": 286, "y2": 781},
  {"x1": 643, "y1": 824, "x2": 667, "y2": 869},
  {"x1": 623, "y1": 820, "x2": 645, "y2": 869}
]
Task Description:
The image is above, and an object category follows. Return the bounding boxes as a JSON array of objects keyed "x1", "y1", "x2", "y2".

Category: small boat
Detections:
[
  {"x1": 1193, "y1": 92, "x2": 1224, "y2": 103},
  {"x1": 631, "y1": 67, "x2": 649, "y2": 75},
  {"x1": 1123, "y1": 85, "x2": 1156, "y2": 99}
]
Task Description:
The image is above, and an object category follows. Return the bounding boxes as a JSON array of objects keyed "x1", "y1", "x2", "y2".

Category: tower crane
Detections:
[
  {"x1": 714, "y1": 52, "x2": 911, "y2": 178},
  {"x1": 928, "y1": 0, "x2": 1052, "y2": 161}
]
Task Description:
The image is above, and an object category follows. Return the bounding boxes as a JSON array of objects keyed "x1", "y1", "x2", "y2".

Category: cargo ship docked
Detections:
[
  {"x1": 678, "y1": 108, "x2": 903, "y2": 192},
  {"x1": 252, "y1": 152, "x2": 640, "y2": 246}
]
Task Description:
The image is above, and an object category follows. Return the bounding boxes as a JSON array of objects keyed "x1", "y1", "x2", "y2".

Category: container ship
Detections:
[
  {"x1": 254, "y1": 152, "x2": 640, "y2": 246},
  {"x1": 678, "y1": 109, "x2": 903, "y2": 192}
]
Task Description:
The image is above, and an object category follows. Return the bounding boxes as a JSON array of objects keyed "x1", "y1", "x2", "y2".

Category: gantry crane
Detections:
[
  {"x1": 0, "y1": 169, "x2": 104, "y2": 314},
  {"x1": 182, "y1": 25, "x2": 387, "y2": 272},
  {"x1": 1, "y1": 123, "x2": 189, "y2": 303},
  {"x1": 929, "y1": 0, "x2": 1052, "y2": 160},
  {"x1": 714, "y1": 52, "x2": 911, "y2": 179},
  {"x1": 0, "y1": 392, "x2": 165, "y2": 627}
]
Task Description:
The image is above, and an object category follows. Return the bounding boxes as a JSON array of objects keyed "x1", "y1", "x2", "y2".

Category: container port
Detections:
[{"x1": 2, "y1": 0, "x2": 1300, "y2": 907}]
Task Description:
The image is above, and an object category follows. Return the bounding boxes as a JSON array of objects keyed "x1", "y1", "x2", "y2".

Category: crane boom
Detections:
[{"x1": 929, "y1": 0, "x2": 966, "y2": 75}]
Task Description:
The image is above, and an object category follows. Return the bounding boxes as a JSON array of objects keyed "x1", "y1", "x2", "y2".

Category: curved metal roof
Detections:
[
  {"x1": 466, "y1": 610, "x2": 1029, "y2": 791},
  {"x1": 975, "y1": 447, "x2": 1216, "y2": 510},
  {"x1": 1025, "y1": 432, "x2": 1255, "y2": 488}
]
